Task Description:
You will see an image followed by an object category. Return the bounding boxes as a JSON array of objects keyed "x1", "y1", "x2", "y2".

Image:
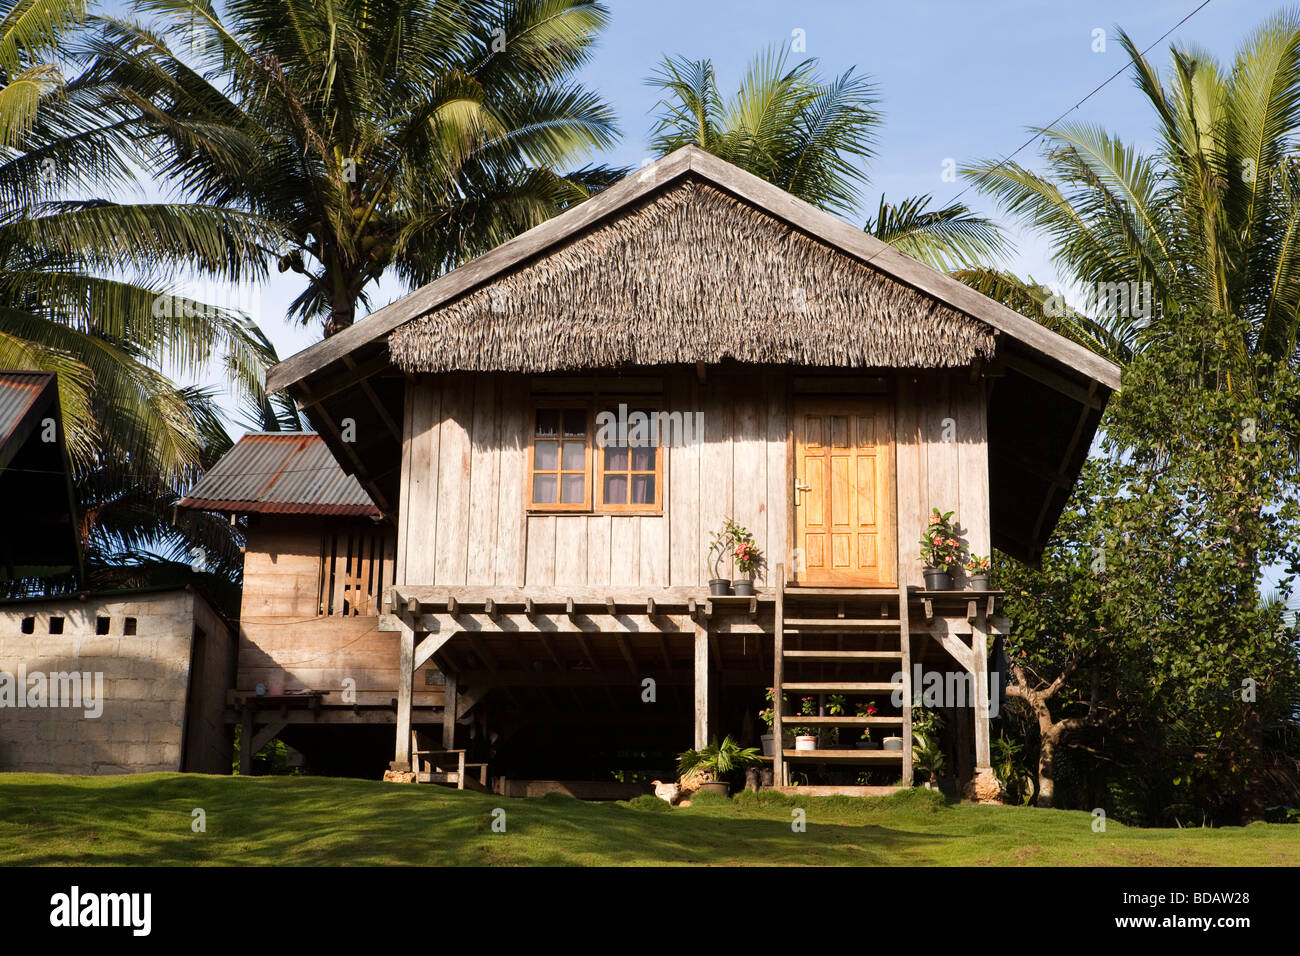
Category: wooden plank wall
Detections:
[
  {"x1": 239, "y1": 518, "x2": 440, "y2": 704},
  {"x1": 396, "y1": 368, "x2": 988, "y2": 592},
  {"x1": 894, "y1": 372, "x2": 990, "y2": 588}
]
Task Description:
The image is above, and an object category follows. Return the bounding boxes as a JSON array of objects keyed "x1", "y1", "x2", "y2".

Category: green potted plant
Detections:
[
  {"x1": 855, "y1": 701, "x2": 881, "y2": 749},
  {"x1": 677, "y1": 735, "x2": 763, "y2": 796},
  {"x1": 913, "y1": 731, "x2": 947, "y2": 790},
  {"x1": 758, "y1": 687, "x2": 791, "y2": 756},
  {"x1": 792, "y1": 695, "x2": 818, "y2": 750},
  {"x1": 965, "y1": 554, "x2": 991, "y2": 591},
  {"x1": 918, "y1": 508, "x2": 962, "y2": 590}
]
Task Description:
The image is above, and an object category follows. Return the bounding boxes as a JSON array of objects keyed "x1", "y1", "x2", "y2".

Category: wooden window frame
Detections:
[
  {"x1": 594, "y1": 399, "x2": 664, "y2": 514},
  {"x1": 524, "y1": 396, "x2": 665, "y2": 514},
  {"x1": 526, "y1": 400, "x2": 593, "y2": 512}
]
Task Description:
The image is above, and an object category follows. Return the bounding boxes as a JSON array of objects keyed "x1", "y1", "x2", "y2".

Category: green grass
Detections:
[{"x1": 0, "y1": 773, "x2": 1297, "y2": 866}]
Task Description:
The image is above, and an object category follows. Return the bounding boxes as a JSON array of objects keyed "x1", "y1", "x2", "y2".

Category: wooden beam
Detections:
[
  {"x1": 442, "y1": 674, "x2": 458, "y2": 750},
  {"x1": 414, "y1": 632, "x2": 452, "y2": 671},
  {"x1": 239, "y1": 706, "x2": 254, "y2": 775},
  {"x1": 694, "y1": 621, "x2": 710, "y2": 749},
  {"x1": 249, "y1": 718, "x2": 289, "y2": 755},
  {"x1": 773, "y1": 563, "x2": 786, "y2": 788},
  {"x1": 394, "y1": 622, "x2": 414, "y2": 769}
]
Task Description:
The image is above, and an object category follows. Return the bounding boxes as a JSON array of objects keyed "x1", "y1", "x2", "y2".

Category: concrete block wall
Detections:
[{"x1": 0, "y1": 589, "x2": 234, "y2": 774}]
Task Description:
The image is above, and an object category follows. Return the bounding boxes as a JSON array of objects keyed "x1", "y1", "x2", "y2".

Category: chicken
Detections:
[{"x1": 649, "y1": 779, "x2": 680, "y2": 805}]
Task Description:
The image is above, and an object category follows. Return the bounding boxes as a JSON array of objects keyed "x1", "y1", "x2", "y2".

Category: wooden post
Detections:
[
  {"x1": 773, "y1": 562, "x2": 785, "y2": 788},
  {"x1": 972, "y1": 618, "x2": 991, "y2": 773},
  {"x1": 899, "y1": 585, "x2": 913, "y2": 787},
  {"x1": 239, "y1": 705, "x2": 254, "y2": 776},
  {"x1": 394, "y1": 621, "x2": 414, "y2": 769},
  {"x1": 693, "y1": 621, "x2": 709, "y2": 749},
  {"x1": 443, "y1": 673, "x2": 458, "y2": 750}
]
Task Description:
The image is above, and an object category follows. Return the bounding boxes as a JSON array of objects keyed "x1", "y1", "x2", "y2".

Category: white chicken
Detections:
[{"x1": 649, "y1": 779, "x2": 680, "y2": 805}]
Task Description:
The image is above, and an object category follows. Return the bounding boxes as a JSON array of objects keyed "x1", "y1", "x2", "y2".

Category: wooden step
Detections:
[
  {"x1": 783, "y1": 749, "x2": 904, "y2": 762},
  {"x1": 775, "y1": 715, "x2": 902, "y2": 725},
  {"x1": 773, "y1": 785, "x2": 904, "y2": 797},
  {"x1": 784, "y1": 618, "x2": 901, "y2": 632},
  {"x1": 782, "y1": 681, "x2": 903, "y2": 692},
  {"x1": 782, "y1": 649, "x2": 901, "y2": 662}
]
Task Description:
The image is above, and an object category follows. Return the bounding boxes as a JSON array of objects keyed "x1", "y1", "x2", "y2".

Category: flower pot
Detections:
[
  {"x1": 697, "y1": 780, "x2": 730, "y2": 796},
  {"x1": 882, "y1": 735, "x2": 904, "y2": 751},
  {"x1": 922, "y1": 568, "x2": 952, "y2": 591},
  {"x1": 732, "y1": 578, "x2": 755, "y2": 596},
  {"x1": 794, "y1": 735, "x2": 817, "y2": 751},
  {"x1": 855, "y1": 740, "x2": 881, "y2": 750},
  {"x1": 760, "y1": 733, "x2": 775, "y2": 757},
  {"x1": 968, "y1": 573, "x2": 990, "y2": 591},
  {"x1": 708, "y1": 578, "x2": 732, "y2": 596}
]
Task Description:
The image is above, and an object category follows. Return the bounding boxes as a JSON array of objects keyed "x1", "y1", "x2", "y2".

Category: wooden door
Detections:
[{"x1": 792, "y1": 398, "x2": 896, "y2": 586}]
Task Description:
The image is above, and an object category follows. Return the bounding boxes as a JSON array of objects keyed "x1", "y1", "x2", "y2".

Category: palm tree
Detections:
[
  {"x1": 0, "y1": 0, "x2": 280, "y2": 531},
  {"x1": 647, "y1": 47, "x2": 1009, "y2": 271},
  {"x1": 86, "y1": 0, "x2": 623, "y2": 337},
  {"x1": 962, "y1": 14, "x2": 1300, "y2": 380}
]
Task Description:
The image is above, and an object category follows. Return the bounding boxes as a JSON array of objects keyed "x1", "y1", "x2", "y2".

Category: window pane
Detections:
[
  {"x1": 603, "y1": 474, "x2": 627, "y2": 504},
  {"x1": 562, "y1": 441, "x2": 585, "y2": 471},
  {"x1": 562, "y1": 408, "x2": 586, "y2": 437},
  {"x1": 536, "y1": 409, "x2": 559, "y2": 437},
  {"x1": 630, "y1": 445, "x2": 655, "y2": 471},
  {"x1": 534, "y1": 440, "x2": 558, "y2": 470},
  {"x1": 560, "y1": 474, "x2": 585, "y2": 503},
  {"x1": 533, "y1": 474, "x2": 557, "y2": 504},
  {"x1": 604, "y1": 445, "x2": 628, "y2": 471},
  {"x1": 631, "y1": 474, "x2": 655, "y2": 504}
]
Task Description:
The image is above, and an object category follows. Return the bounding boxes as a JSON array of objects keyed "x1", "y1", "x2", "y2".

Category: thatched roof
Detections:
[{"x1": 388, "y1": 180, "x2": 997, "y2": 374}]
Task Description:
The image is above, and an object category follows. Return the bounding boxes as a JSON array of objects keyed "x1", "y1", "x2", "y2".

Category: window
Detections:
[
  {"x1": 123, "y1": 617, "x2": 137, "y2": 636},
  {"x1": 48, "y1": 616, "x2": 64, "y2": 635},
  {"x1": 96, "y1": 616, "x2": 110, "y2": 635},
  {"x1": 20, "y1": 616, "x2": 34, "y2": 634},
  {"x1": 526, "y1": 399, "x2": 662, "y2": 513},
  {"x1": 596, "y1": 407, "x2": 661, "y2": 511},
  {"x1": 527, "y1": 405, "x2": 591, "y2": 510}
]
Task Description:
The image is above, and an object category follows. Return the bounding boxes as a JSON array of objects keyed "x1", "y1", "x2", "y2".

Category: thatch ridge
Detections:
[{"x1": 388, "y1": 179, "x2": 997, "y2": 373}]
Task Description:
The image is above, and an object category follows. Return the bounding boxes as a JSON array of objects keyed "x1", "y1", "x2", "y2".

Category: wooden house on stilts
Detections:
[{"x1": 209, "y1": 146, "x2": 1118, "y2": 797}]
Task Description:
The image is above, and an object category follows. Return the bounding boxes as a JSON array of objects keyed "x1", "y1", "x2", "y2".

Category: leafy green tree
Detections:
[
  {"x1": 1001, "y1": 309, "x2": 1300, "y2": 818},
  {"x1": 963, "y1": 13, "x2": 1300, "y2": 376},
  {"x1": 87, "y1": 0, "x2": 623, "y2": 336},
  {"x1": 647, "y1": 47, "x2": 1008, "y2": 271}
]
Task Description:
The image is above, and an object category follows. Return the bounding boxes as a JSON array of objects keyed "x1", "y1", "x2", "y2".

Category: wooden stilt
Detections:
[
  {"x1": 239, "y1": 705, "x2": 254, "y2": 776},
  {"x1": 773, "y1": 563, "x2": 785, "y2": 788},
  {"x1": 394, "y1": 621, "x2": 414, "y2": 769},
  {"x1": 693, "y1": 621, "x2": 709, "y2": 749},
  {"x1": 443, "y1": 674, "x2": 458, "y2": 750}
]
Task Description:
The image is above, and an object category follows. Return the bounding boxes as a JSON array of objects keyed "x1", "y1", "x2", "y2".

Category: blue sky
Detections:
[{"x1": 178, "y1": 0, "x2": 1264, "y2": 423}]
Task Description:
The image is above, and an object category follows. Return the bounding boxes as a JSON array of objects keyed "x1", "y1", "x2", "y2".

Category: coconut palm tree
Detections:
[
  {"x1": 962, "y1": 14, "x2": 1300, "y2": 380},
  {"x1": 647, "y1": 47, "x2": 1009, "y2": 271},
  {"x1": 0, "y1": 0, "x2": 280, "y2": 542},
  {"x1": 85, "y1": 0, "x2": 623, "y2": 337}
]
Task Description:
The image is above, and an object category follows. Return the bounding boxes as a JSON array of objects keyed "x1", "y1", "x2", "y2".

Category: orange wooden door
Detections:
[{"x1": 792, "y1": 399, "x2": 896, "y2": 586}]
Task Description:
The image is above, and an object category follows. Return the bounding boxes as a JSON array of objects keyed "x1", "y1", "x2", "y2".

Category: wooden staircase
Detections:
[{"x1": 773, "y1": 577, "x2": 912, "y2": 793}]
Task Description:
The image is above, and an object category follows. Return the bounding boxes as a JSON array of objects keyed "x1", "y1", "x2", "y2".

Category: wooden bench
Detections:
[{"x1": 411, "y1": 741, "x2": 488, "y2": 790}]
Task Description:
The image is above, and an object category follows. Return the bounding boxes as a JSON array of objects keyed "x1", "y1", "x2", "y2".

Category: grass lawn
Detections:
[{"x1": 0, "y1": 773, "x2": 1297, "y2": 866}]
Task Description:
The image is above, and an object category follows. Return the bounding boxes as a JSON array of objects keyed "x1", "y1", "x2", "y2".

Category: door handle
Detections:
[{"x1": 794, "y1": 479, "x2": 811, "y2": 495}]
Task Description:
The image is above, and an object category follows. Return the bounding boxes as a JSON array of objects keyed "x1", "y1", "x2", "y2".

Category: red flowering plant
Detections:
[
  {"x1": 734, "y1": 535, "x2": 763, "y2": 576},
  {"x1": 918, "y1": 508, "x2": 963, "y2": 572}
]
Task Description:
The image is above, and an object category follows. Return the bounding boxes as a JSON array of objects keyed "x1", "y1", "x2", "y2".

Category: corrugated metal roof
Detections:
[
  {"x1": 0, "y1": 370, "x2": 56, "y2": 449},
  {"x1": 178, "y1": 432, "x2": 380, "y2": 516}
]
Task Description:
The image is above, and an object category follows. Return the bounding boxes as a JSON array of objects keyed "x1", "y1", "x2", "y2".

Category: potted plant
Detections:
[
  {"x1": 881, "y1": 734, "x2": 904, "y2": 751},
  {"x1": 913, "y1": 731, "x2": 947, "y2": 790},
  {"x1": 732, "y1": 531, "x2": 763, "y2": 596},
  {"x1": 918, "y1": 508, "x2": 962, "y2": 590},
  {"x1": 965, "y1": 554, "x2": 991, "y2": 591},
  {"x1": 677, "y1": 735, "x2": 763, "y2": 796},
  {"x1": 758, "y1": 687, "x2": 791, "y2": 756},
  {"x1": 792, "y1": 695, "x2": 818, "y2": 750},
  {"x1": 707, "y1": 522, "x2": 734, "y2": 596},
  {"x1": 855, "y1": 701, "x2": 881, "y2": 749}
]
